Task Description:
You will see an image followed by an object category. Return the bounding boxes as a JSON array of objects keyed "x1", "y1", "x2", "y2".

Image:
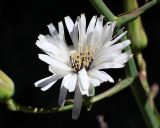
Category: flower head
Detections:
[{"x1": 35, "y1": 14, "x2": 132, "y2": 119}]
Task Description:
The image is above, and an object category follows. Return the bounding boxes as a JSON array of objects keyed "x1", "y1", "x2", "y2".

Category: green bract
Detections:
[{"x1": 0, "y1": 70, "x2": 14, "y2": 102}]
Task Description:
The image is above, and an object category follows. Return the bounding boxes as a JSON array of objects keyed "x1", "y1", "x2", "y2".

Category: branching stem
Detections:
[{"x1": 6, "y1": 77, "x2": 134, "y2": 113}]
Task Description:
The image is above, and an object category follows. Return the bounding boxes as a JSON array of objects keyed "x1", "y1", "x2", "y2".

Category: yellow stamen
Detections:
[{"x1": 70, "y1": 47, "x2": 94, "y2": 71}]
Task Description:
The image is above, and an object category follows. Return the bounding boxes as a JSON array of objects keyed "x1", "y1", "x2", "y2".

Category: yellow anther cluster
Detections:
[{"x1": 70, "y1": 47, "x2": 94, "y2": 71}]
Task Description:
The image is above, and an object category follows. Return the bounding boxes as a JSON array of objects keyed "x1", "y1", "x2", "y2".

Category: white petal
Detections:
[
  {"x1": 58, "y1": 22, "x2": 70, "y2": 52},
  {"x1": 49, "y1": 66, "x2": 72, "y2": 76},
  {"x1": 58, "y1": 21, "x2": 64, "y2": 40},
  {"x1": 104, "y1": 31, "x2": 127, "y2": 48},
  {"x1": 34, "y1": 74, "x2": 63, "y2": 91},
  {"x1": 78, "y1": 68, "x2": 89, "y2": 96},
  {"x1": 88, "y1": 70, "x2": 114, "y2": 83},
  {"x1": 38, "y1": 54, "x2": 73, "y2": 75},
  {"x1": 90, "y1": 30, "x2": 100, "y2": 47},
  {"x1": 35, "y1": 75, "x2": 54, "y2": 87},
  {"x1": 114, "y1": 51, "x2": 133, "y2": 64},
  {"x1": 72, "y1": 86, "x2": 83, "y2": 120},
  {"x1": 102, "y1": 22, "x2": 111, "y2": 38},
  {"x1": 92, "y1": 49, "x2": 132, "y2": 68},
  {"x1": 91, "y1": 63, "x2": 124, "y2": 70},
  {"x1": 95, "y1": 15, "x2": 103, "y2": 32},
  {"x1": 65, "y1": 16, "x2": 79, "y2": 50},
  {"x1": 100, "y1": 71, "x2": 114, "y2": 83},
  {"x1": 86, "y1": 15, "x2": 97, "y2": 34},
  {"x1": 45, "y1": 34, "x2": 69, "y2": 57},
  {"x1": 36, "y1": 35, "x2": 69, "y2": 63},
  {"x1": 90, "y1": 15, "x2": 103, "y2": 47},
  {"x1": 70, "y1": 20, "x2": 79, "y2": 49},
  {"x1": 34, "y1": 75, "x2": 53, "y2": 87},
  {"x1": 61, "y1": 74, "x2": 77, "y2": 92},
  {"x1": 65, "y1": 16, "x2": 74, "y2": 34},
  {"x1": 89, "y1": 78, "x2": 100, "y2": 87},
  {"x1": 91, "y1": 51, "x2": 120, "y2": 67},
  {"x1": 47, "y1": 23, "x2": 68, "y2": 52},
  {"x1": 58, "y1": 85, "x2": 68, "y2": 107},
  {"x1": 93, "y1": 40, "x2": 131, "y2": 64},
  {"x1": 86, "y1": 32, "x2": 93, "y2": 47},
  {"x1": 41, "y1": 81, "x2": 57, "y2": 91},
  {"x1": 101, "y1": 22, "x2": 116, "y2": 45},
  {"x1": 105, "y1": 40, "x2": 131, "y2": 52},
  {"x1": 36, "y1": 35, "x2": 60, "y2": 54},
  {"x1": 47, "y1": 23, "x2": 58, "y2": 37},
  {"x1": 68, "y1": 74, "x2": 77, "y2": 92},
  {"x1": 78, "y1": 14, "x2": 86, "y2": 49}
]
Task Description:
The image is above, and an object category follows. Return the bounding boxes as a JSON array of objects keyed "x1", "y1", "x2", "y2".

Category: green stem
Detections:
[
  {"x1": 7, "y1": 99, "x2": 73, "y2": 113},
  {"x1": 123, "y1": 26, "x2": 160, "y2": 128},
  {"x1": 128, "y1": 76, "x2": 160, "y2": 128},
  {"x1": 117, "y1": 0, "x2": 158, "y2": 27},
  {"x1": 123, "y1": 0, "x2": 160, "y2": 127},
  {"x1": 89, "y1": 0, "x2": 158, "y2": 27},
  {"x1": 136, "y1": 53, "x2": 150, "y2": 94},
  {"x1": 6, "y1": 77, "x2": 134, "y2": 113},
  {"x1": 89, "y1": 0, "x2": 117, "y2": 21},
  {"x1": 93, "y1": 77, "x2": 134, "y2": 103}
]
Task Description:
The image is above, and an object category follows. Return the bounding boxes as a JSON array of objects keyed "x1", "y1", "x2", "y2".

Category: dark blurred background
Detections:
[{"x1": 0, "y1": 0, "x2": 160, "y2": 128}]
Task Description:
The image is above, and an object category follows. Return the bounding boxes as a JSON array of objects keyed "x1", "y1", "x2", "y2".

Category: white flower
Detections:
[{"x1": 34, "y1": 14, "x2": 132, "y2": 119}]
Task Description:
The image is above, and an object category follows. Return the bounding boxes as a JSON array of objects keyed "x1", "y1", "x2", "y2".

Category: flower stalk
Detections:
[{"x1": 6, "y1": 77, "x2": 134, "y2": 113}]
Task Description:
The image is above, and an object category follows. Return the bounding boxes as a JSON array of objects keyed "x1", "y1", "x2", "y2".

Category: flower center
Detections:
[{"x1": 70, "y1": 47, "x2": 94, "y2": 72}]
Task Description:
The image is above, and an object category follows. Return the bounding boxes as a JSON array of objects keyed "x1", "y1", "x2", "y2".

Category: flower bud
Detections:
[
  {"x1": 124, "y1": 0, "x2": 148, "y2": 53},
  {"x1": 0, "y1": 70, "x2": 14, "y2": 102}
]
